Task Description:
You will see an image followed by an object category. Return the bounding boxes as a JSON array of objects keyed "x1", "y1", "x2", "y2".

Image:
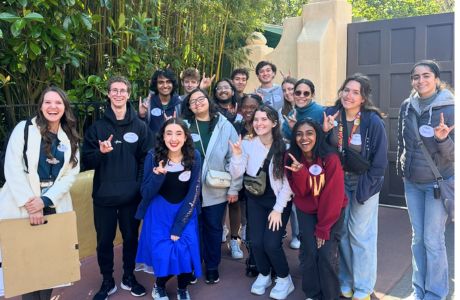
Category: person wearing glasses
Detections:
[
  {"x1": 181, "y1": 88, "x2": 242, "y2": 285},
  {"x1": 282, "y1": 79, "x2": 324, "y2": 140},
  {"x1": 82, "y1": 76, "x2": 151, "y2": 300},
  {"x1": 213, "y1": 78, "x2": 242, "y2": 125}
]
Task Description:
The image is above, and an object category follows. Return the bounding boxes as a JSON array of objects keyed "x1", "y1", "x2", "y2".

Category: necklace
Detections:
[{"x1": 168, "y1": 155, "x2": 183, "y2": 163}]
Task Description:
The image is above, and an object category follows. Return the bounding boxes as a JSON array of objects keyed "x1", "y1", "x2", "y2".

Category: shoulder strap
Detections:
[
  {"x1": 260, "y1": 144, "x2": 275, "y2": 171},
  {"x1": 23, "y1": 118, "x2": 32, "y2": 174},
  {"x1": 341, "y1": 109, "x2": 349, "y2": 150},
  {"x1": 408, "y1": 112, "x2": 443, "y2": 180}
]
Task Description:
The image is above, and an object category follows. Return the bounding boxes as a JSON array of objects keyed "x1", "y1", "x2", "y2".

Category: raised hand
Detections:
[
  {"x1": 284, "y1": 153, "x2": 304, "y2": 172},
  {"x1": 153, "y1": 160, "x2": 167, "y2": 175},
  {"x1": 200, "y1": 72, "x2": 216, "y2": 90},
  {"x1": 164, "y1": 111, "x2": 177, "y2": 121},
  {"x1": 283, "y1": 109, "x2": 297, "y2": 129},
  {"x1": 323, "y1": 111, "x2": 339, "y2": 132},
  {"x1": 279, "y1": 69, "x2": 292, "y2": 80},
  {"x1": 434, "y1": 112, "x2": 454, "y2": 141},
  {"x1": 139, "y1": 96, "x2": 148, "y2": 118},
  {"x1": 99, "y1": 134, "x2": 114, "y2": 153},
  {"x1": 228, "y1": 135, "x2": 243, "y2": 156}
]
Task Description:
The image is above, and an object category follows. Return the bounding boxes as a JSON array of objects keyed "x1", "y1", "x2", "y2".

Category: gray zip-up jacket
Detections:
[
  {"x1": 397, "y1": 89, "x2": 454, "y2": 183},
  {"x1": 199, "y1": 114, "x2": 243, "y2": 207}
]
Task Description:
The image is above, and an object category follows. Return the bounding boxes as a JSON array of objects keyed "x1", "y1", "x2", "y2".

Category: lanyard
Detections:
[{"x1": 338, "y1": 111, "x2": 361, "y2": 152}]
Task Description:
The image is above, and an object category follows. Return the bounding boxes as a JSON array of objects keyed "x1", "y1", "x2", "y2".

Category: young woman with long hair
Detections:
[
  {"x1": 229, "y1": 105, "x2": 294, "y2": 300},
  {"x1": 285, "y1": 118, "x2": 347, "y2": 299},
  {"x1": 397, "y1": 60, "x2": 454, "y2": 299},
  {"x1": 322, "y1": 73, "x2": 388, "y2": 300},
  {"x1": 0, "y1": 86, "x2": 80, "y2": 300},
  {"x1": 135, "y1": 118, "x2": 201, "y2": 300}
]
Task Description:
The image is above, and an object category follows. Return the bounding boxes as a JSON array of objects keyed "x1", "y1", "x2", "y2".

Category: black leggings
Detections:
[{"x1": 156, "y1": 273, "x2": 192, "y2": 290}]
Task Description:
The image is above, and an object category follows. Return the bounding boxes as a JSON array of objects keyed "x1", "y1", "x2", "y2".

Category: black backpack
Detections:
[{"x1": 0, "y1": 118, "x2": 32, "y2": 184}]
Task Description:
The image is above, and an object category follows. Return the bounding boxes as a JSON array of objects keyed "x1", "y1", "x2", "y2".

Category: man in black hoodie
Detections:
[{"x1": 83, "y1": 76, "x2": 151, "y2": 300}]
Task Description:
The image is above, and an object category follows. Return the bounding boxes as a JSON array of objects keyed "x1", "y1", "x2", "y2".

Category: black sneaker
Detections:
[
  {"x1": 93, "y1": 278, "x2": 117, "y2": 300},
  {"x1": 189, "y1": 273, "x2": 198, "y2": 285},
  {"x1": 121, "y1": 274, "x2": 146, "y2": 297},
  {"x1": 205, "y1": 269, "x2": 220, "y2": 284}
]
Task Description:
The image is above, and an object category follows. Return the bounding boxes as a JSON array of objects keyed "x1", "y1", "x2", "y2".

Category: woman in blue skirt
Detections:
[{"x1": 135, "y1": 118, "x2": 202, "y2": 300}]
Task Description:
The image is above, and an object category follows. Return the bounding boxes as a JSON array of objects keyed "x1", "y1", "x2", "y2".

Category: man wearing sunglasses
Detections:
[{"x1": 254, "y1": 61, "x2": 284, "y2": 111}]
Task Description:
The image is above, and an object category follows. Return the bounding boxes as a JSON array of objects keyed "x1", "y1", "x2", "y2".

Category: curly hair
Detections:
[
  {"x1": 36, "y1": 86, "x2": 80, "y2": 168},
  {"x1": 149, "y1": 68, "x2": 178, "y2": 95},
  {"x1": 154, "y1": 118, "x2": 195, "y2": 171},
  {"x1": 250, "y1": 104, "x2": 285, "y2": 180}
]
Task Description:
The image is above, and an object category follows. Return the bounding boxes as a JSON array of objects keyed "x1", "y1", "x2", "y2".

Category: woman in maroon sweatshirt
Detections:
[{"x1": 285, "y1": 118, "x2": 348, "y2": 300}]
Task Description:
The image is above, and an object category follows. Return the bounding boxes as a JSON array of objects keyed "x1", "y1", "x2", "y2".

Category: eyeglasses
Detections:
[
  {"x1": 109, "y1": 89, "x2": 128, "y2": 95},
  {"x1": 189, "y1": 96, "x2": 207, "y2": 106},
  {"x1": 216, "y1": 86, "x2": 231, "y2": 91},
  {"x1": 294, "y1": 90, "x2": 311, "y2": 97}
]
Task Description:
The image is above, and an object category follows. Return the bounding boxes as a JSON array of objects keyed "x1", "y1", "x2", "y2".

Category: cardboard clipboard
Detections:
[{"x1": 0, "y1": 211, "x2": 80, "y2": 298}]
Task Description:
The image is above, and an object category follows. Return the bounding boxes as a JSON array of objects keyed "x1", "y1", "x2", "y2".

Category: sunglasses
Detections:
[{"x1": 294, "y1": 90, "x2": 311, "y2": 97}]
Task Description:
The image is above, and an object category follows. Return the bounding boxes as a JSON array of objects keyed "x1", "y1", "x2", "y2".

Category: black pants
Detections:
[
  {"x1": 93, "y1": 202, "x2": 140, "y2": 279},
  {"x1": 247, "y1": 195, "x2": 292, "y2": 278},
  {"x1": 22, "y1": 289, "x2": 52, "y2": 300},
  {"x1": 156, "y1": 273, "x2": 192, "y2": 290},
  {"x1": 297, "y1": 208, "x2": 344, "y2": 300},
  {"x1": 200, "y1": 201, "x2": 227, "y2": 270}
]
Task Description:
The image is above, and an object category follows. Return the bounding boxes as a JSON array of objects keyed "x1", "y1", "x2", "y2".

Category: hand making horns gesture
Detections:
[
  {"x1": 322, "y1": 111, "x2": 339, "y2": 132},
  {"x1": 434, "y1": 112, "x2": 454, "y2": 141},
  {"x1": 200, "y1": 72, "x2": 216, "y2": 90},
  {"x1": 284, "y1": 153, "x2": 304, "y2": 172},
  {"x1": 283, "y1": 109, "x2": 297, "y2": 129},
  {"x1": 99, "y1": 134, "x2": 114, "y2": 153},
  {"x1": 228, "y1": 135, "x2": 243, "y2": 156},
  {"x1": 153, "y1": 160, "x2": 167, "y2": 175}
]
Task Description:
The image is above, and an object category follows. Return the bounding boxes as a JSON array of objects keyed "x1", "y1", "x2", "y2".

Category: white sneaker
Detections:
[
  {"x1": 269, "y1": 275, "x2": 295, "y2": 300},
  {"x1": 289, "y1": 237, "x2": 301, "y2": 249},
  {"x1": 222, "y1": 224, "x2": 229, "y2": 243},
  {"x1": 239, "y1": 225, "x2": 247, "y2": 241},
  {"x1": 228, "y1": 239, "x2": 244, "y2": 259},
  {"x1": 251, "y1": 273, "x2": 272, "y2": 295},
  {"x1": 152, "y1": 285, "x2": 169, "y2": 300}
]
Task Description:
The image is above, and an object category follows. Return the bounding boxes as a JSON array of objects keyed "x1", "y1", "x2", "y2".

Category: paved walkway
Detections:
[{"x1": 1, "y1": 206, "x2": 455, "y2": 299}]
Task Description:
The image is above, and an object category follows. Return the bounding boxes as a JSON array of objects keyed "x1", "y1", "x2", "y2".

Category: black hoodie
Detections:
[{"x1": 82, "y1": 102, "x2": 152, "y2": 206}]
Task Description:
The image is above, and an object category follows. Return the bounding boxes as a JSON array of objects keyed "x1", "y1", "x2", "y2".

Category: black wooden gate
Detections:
[{"x1": 347, "y1": 13, "x2": 454, "y2": 206}]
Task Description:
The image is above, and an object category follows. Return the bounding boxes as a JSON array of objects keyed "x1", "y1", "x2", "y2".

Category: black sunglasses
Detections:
[{"x1": 294, "y1": 90, "x2": 311, "y2": 97}]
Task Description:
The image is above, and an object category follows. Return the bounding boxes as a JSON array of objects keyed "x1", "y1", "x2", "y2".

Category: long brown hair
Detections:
[{"x1": 36, "y1": 86, "x2": 80, "y2": 167}]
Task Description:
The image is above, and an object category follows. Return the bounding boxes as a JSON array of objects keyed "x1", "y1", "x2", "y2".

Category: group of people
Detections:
[{"x1": 0, "y1": 59, "x2": 454, "y2": 300}]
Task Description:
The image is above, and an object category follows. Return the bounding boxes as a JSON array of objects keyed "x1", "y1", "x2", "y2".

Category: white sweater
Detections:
[{"x1": 229, "y1": 136, "x2": 292, "y2": 213}]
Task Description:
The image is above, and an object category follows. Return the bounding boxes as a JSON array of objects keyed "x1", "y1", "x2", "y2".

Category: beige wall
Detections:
[
  {"x1": 242, "y1": 0, "x2": 352, "y2": 105},
  {"x1": 71, "y1": 171, "x2": 123, "y2": 259}
]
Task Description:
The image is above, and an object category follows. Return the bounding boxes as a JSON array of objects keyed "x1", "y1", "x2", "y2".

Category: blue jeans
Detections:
[
  {"x1": 339, "y1": 181, "x2": 379, "y2": 299},
  {"x1": 404, "y1": 178, "x2": 449, "y2": 300}
]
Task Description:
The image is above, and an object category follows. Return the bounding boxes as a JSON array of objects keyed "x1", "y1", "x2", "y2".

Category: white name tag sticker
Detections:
[
  {"x1": 350, "y1": 134, "x2": 362, "y2": 145},
  {"x1": 191, "y1": 133, "x2": 201, "y2": 142},
  {"x1": 123, "y1": 132, "x2": 139, "y2": 143},
  {"x1": 178, "y1": 171, "x2": 191, "y2": 182},
  {"x1": 309, "y1": 164, "x2": 322, "y2": 176},
  {"x1": 57, "y1": 143, "x2": 68, "y2": 152},
  {"x1": 151, "y1": 108, "x2": 162, "y2": 117},
  {"x1": 419, "y1": 125, "x2": 434, "y2": 138}
]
